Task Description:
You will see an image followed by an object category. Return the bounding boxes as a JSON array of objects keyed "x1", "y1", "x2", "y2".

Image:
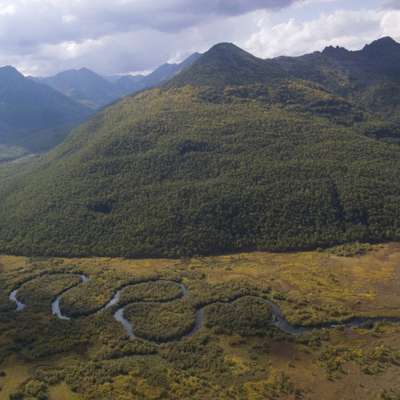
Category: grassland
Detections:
[{"x1": 1, "y1": 243, "x2": 400, "y2": 399}]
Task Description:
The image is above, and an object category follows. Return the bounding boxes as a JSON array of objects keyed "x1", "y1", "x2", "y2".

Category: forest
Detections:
[{"x1": 0, "y1": 81, "x2": 399, "y2": 258}]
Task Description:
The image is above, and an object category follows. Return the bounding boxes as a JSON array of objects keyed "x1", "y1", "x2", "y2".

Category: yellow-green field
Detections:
[{"x1": 1, "y1": 243, "x2": 400, "y2": 399}]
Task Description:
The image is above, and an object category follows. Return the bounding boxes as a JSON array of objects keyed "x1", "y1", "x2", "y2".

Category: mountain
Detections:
[
  {"x1": 273, "y1": 37, "x2": 400, "y2": 117},
  {"x1": 169, "y1": 44, "x2": 285, "y2": 87},
  {"x1": 37, "y1": 68, "x2": 122, "y2": 109},
  {"x1": 144, "y1": 53, "x2": 202, "y2": 86},
  {"x1": 111, "y1": 74, "x2": 145, "y2": 95},
  {"x1": 38, "y1": 53, "x2": 202, "y2": 108},
  {"x1": 0, "y1": 66, "x2": 92, "y2": 158},
  {"x1": 0, "y1": 37, "x2": 399, "y2": 258},
  {"x1": 111, "y1": 52, "x2": 202, "y2": 96}
]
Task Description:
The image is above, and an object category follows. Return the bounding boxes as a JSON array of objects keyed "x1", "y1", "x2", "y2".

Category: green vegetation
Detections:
[
  {"x1": 319, "y1": 344, "x2": 400, "y2": 380},
  {"x1": 124, "y1": 301, "x2": 195, "y2": 342},
  {"x1": 1, "y1": 82, "x2": 400, "y2": 258},
  {"x1": 325, "y1": 242, "x2": 375, "y2": 257},
  {"x1": 0, "y1": 38, "x2": 400, "y2": 257},
  {"x1": 204, "y1": 297, "x2": 273, "y2": 336},
  {"x1": 18, "y1": 274, "x2": 81, "y2": 310},
  {"x1": 1, "y1": 246, "x2": 400, "y2": 399},
  {"x1": 119, "y1": 281, "x2": 183, "y2": 304}
]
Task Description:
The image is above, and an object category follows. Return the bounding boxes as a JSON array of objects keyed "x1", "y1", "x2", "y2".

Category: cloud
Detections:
[
  {"x1": 7, "y1": 11, "x2": 258, "y2": 76},
  {"x1": 0, "y1": 0, "x2": 299, "y2": 46},
  {"x1": 0, "y1": 3, "x2": 15, "y2": 16},
  {"x1": 381, "y1": 10, "x2": 400, "y2": 37},
  {"x1": 0, "y1": 1, "x2": 398, "y2": 76},
  {"x1": 0, "y1": 0, "x2": 301, "y2": 75},
  {"x1": 245, "y1": 8, "x2": 400, "y2": 59}
]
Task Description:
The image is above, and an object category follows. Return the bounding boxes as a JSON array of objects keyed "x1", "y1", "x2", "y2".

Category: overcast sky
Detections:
[{"x1": 0, "y1": 0, "x2": 399, "y2": 76}]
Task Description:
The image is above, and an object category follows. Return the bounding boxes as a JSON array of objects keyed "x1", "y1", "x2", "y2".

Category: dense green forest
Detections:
[{"x1": 0, "y1": 38, "x2": 399, "y2": 258}]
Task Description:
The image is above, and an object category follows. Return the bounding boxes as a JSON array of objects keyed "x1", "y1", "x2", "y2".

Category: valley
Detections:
[
  {"x1": 1, "y1": 1, "x2": 399, "y2": 398},
  {"x1": 2, "y1": 243, "x2": 400, "y2": 399}
]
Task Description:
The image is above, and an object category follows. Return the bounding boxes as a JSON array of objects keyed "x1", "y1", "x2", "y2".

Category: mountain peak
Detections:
[
  {"x1": 78, "y1": 67, "x2": 97, "y2": 75},
  {"x1": 362, "y1": 36, "x2": 400, "y2": 53},
  {"x1": 207, "y1": 42, "x2": 249, "y2": 56},
  {"x1": 57, "y1": 67, "x2": 101, "y2": 78},
  {"x1": 210, "y1": 42, "x2": 238, "y2": 50},
  {"x1": 168, "y1": 42, "x2": 286, "y2": 88},
  {"x1": 0, "y1": 65, "x2": 24, "y2": 79},
  {"x1": 322, "y1": 45, "x2": 349, "y2": 58}
]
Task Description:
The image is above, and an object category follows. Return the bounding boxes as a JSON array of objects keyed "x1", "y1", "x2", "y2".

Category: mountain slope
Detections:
[
  {"x1": 37, "y1": 68, "x2": 122, "y2": 109},
  {"x1": 0, "y1": 66, "x2": 92, "y2": 155},
  {"x1": 144, "y1": 53, "x2": 202, "y2": 86},
  {"x1": 112, "y1": 52, "x2": 202, "y2": 96},
  {"x1": 0, "y1": 38, "x2": 399, "y2": 258},
  {"x1": 273, "y1": 37, "x2": 400, "y2": 117}
]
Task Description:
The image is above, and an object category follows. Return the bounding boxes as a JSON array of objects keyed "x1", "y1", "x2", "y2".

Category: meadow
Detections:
[{"x1": 1, "y1": 243, "x2": 400, "y2": 399}]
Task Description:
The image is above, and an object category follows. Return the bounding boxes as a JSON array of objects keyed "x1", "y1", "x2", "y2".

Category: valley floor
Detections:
[{"x1": 1, "y1": 244, "x2": 400, "y2": 399}]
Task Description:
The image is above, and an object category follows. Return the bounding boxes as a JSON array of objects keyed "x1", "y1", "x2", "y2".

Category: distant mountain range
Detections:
[
  {"x1": 35, "y1": 53, "x2": 201, "y2": 109},
  {"x1": 0, "y1": 37, "x2": 399, "y2": 258},
  {"x1": 0, "y1": 66, "x2": 92, "y2": 161},
  {"x1": 0, "y1": 53, "x2": 200, "y2": 161}
]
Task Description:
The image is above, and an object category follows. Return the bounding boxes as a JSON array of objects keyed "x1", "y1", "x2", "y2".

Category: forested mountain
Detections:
[
  {"x1": 38, "y1": 53, "x2": 202, "y2": 109},
  {"x1": 169, "y1": 43, "x2": 286, "y2": 87},
  {"x1": 0, "y1": 66, "x2": 92, "y2": 161},
  {"x1": 273, "y1": 37, "x2": 400, "y2": 118},
  {"x1": 0, "y1": 37, "x2": 399, "y2": 258}
]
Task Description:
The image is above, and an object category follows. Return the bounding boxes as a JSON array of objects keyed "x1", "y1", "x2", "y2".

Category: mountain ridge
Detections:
[{"x1": 36, "y1": 53, "x2": 202, "y2": 109}]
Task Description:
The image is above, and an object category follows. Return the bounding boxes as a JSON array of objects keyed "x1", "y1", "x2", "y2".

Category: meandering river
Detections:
[{"x1": 8, "y1": 273, "x2": 400, "y2": 343}]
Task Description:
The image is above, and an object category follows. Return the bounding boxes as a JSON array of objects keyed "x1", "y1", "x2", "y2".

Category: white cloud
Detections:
[
  {"x1": 0, "y1": 1, "x2": 397, "y2": 76},
  {"x1": 245, "y1": 8, "x2": 400, "y2": 59},
  {"x1": 62, "y1": 14, "x2": 78, "y2": 24},
  {"x1": 0, "y1": 0, "x2": 300, "y2": 75},
  {"x1": 381, "y1": 10, "x2": 400, "y2": 37},
  {"x1": 0, "y1": 3, "x2": 15, "y2": 16}
]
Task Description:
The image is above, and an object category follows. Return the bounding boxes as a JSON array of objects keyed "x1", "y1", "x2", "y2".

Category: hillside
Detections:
[
  {"x1": 0, "y1": 38, "x2": 399, "y2": 257},
  {"x1": 0, "y1": 66, "x2": 92, "y2": 157},
  {"x1": 273, "y1": 37, "x2": 400, "y2": 118}
]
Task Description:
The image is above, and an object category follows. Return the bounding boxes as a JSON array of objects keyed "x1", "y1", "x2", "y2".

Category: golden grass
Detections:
[
  {"x1": 2, "y1": 243, "x2": 400, "y2": 399},
  {"x1": 0, "y1": 357, "x2": 31, "y2": 399},
  {"x1": 48, "y1": 383, "x2": 82, "y2": 400}
]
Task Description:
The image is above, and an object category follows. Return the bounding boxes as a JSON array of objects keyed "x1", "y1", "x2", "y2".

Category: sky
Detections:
[{"x1": 0, "y1": 0, "x2": 399, "y2": 76}]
